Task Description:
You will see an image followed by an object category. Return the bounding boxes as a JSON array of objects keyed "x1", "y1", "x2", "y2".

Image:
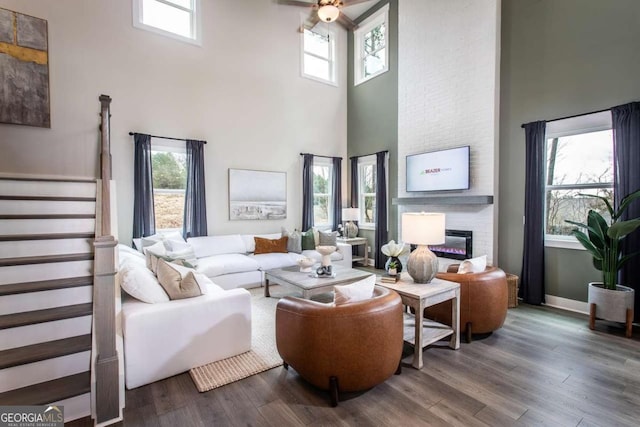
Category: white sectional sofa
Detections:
[
  {"x1": 188, "y1": 232, "x2": 352, "y2": 290},
  {"x1": 117, "y1": 246, "x2": 252, "y2": 389}
]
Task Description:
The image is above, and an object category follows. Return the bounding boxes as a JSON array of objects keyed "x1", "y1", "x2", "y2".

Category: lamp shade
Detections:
[
  {"x1": 401, "y1": 212, "x2": 445, "y2": 245},
  {"x1": 342, "y1": 207, "x2": 360, "y2": 221},
  {"x1": 317, "y1": 4, "x2": 340, "y2": 22}
]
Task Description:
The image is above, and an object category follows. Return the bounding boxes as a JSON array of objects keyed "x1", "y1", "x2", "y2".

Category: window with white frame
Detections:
[
  {"x1": 151, "y1": 142, "x2": 187, "y2": 231},
  {"x1": 302, "y1": 27, "x2": 337, "y2": 85},
  {"x1": 354, "y1": 4, "x2": 389, "y2": 86},
  {"x1": 313, "y1": 159, "x2": 334, "y2": 228},
  {"x1": 544, "y1": 111, "x2": 614, "y2": 249},
  {"x1": 133, "y1": 0, "x2": 201, "y2": 45},
  {"x1": 358, "y1": 158, "x2": 376, "y2": 228}
]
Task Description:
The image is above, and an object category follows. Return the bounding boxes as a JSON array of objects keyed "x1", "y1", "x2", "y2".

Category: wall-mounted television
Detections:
[{"x1": 406, "y1": 146, "x2": 470, "y2": 192}]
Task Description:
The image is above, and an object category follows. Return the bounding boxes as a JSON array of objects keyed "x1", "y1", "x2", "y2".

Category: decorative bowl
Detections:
[{"x1": 297, "y1": 257, "x2": 316, "y2": 272}]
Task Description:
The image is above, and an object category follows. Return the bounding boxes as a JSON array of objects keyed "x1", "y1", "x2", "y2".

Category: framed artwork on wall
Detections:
[
  {"x1": 0, "y1": 7, "x2": 50, "y2": 128},
  {"x1": 229, "y1": 168, "x2": 287, "y2": 220}
]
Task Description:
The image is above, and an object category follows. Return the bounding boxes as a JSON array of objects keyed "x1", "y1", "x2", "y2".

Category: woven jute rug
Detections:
[{"x1": 189, "y1": 286, "x2": 283, "y2": 392}]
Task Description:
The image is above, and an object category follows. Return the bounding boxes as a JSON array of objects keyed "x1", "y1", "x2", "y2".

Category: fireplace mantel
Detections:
[{"x1": 392, "y1": 195, "x2": 494, "y2": 206}]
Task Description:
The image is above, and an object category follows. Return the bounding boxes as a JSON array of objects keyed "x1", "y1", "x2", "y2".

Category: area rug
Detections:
[{"x1": 189, "y1": 286, "x2": 282, "y2": 392}]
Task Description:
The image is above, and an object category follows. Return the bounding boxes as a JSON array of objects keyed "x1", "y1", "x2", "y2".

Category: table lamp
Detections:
[
  {"x1": 401, "y1": 212, "x2": 445, "y2": 283},
  {"x1": 342, "y1": 208, "x2": 360, "y2": 238}
]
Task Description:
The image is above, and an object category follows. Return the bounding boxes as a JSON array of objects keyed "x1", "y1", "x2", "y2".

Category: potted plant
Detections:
[
  {"x1": 381, "y1": 240, "x2": 409, "y2": 274},
  {"x1": 387, "y1": 260, "x2": 398, "y2": 276},
  {"x1": 566, "y1": 189, "x2": 640, "y2": 338}
]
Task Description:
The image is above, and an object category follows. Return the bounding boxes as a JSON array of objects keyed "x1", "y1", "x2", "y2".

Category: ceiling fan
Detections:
[{"x1": 278, "y1": 0, "x2": 371, "y2": 32}]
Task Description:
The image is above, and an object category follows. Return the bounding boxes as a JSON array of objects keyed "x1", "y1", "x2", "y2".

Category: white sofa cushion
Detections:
[
  {"x1": 302, "y1": 249, "x2": 344, "y2": 262},
  {"x1": 188, "y1": 235, "x2": 246, "y2": 258},
  {"x1": 334, "y1": 274, "x2": 376, "y2": 305},
  {"x1": 119, "y1": 261, "x2": 170, "y2": 304},
  {"x1": 241, "y1": 233, "x2": 282, "y2": 253},
  {"x1": 250, "y1": 252, "x2": 305, "y2": 271},
  {"x1": 196, "y1": 254, "x2": 260, "y2": 277}
]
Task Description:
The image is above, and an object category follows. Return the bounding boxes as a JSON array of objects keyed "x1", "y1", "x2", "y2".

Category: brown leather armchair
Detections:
[
  {"x1": 275, "y1": 286, "x2": 403, "y2": 406},
  {"x1": 425, "y1": 265, "x2": 508, "y2": 342}
]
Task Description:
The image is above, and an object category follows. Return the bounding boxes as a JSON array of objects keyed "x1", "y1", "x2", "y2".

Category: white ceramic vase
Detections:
[{"x1": 316, "y1": 245, "x2": 336, "y2": 267}]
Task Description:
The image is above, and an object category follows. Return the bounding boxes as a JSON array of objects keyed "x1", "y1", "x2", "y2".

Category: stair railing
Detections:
[{"x1": 93, "y1": 95, "x2": 120, "y2": 424}]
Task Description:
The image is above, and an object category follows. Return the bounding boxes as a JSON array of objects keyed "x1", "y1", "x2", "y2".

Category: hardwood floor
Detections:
[{"x1": 69, "y1": 304, "x2": 640, "y2": 426}]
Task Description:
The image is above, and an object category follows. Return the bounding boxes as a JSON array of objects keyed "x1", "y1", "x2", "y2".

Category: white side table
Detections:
[
  {"x1": 336, "y1": 237, "x2": 368, "y2": 266},
  {"x1": 377, "y1": 275, "x2": 460, "y2": 369}
]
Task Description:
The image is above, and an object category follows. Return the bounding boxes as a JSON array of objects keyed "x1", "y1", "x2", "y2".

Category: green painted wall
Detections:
[
  {"x1": 499, "y1": 0, "x2": 640, "y2": 302},
  {"x1": 347, "y1": 0, "x2": 399, "y2": 258}
]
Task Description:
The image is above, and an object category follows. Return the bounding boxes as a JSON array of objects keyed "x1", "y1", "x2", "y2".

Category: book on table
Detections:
[{"x1": 380, "y1": 275, "x2": 399, "y2": 283}]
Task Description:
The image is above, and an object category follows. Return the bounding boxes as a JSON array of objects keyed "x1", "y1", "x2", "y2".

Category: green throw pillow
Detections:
[{"x1": 301, "y1": 229, "x2": 316, "y2": 251}]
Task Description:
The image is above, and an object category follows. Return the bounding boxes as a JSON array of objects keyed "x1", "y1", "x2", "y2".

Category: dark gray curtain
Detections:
[
  {"x1": 132, "y1": 133, "x2": 155, "y2": 238},
  {"x1": 521, "y1": 121, "x2": 546, "y2": 305},
  {"x1": 612, "y1": 102, "x2": 640, "y2": 321},
  {"x1": 302, "y1": 154, "x2": 314, "y2": 231},
  {"x1": 183, "y1": 139, "x2": 208, "y2": 238},
  {"x1": 374, "y1": 151, "x2": 388, "y2": 269},
  {"x1": 350, "y1": 157, "x2": 359, "y2": 208},
  {"x1": 331, "y1": 157, "x2": 342, "y2": 231}
]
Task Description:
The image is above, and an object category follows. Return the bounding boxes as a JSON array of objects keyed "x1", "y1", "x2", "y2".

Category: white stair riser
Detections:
[
  {"x1": 50, "y1": 393, "x2": 91, "y2": 423},
  {"x1": 0, "y1": 200, "x2": 95, "y2": 215},
  {"x1": 0, "y1": 286, "x2": 93, "y2": 315},
  {"x1": 0, "y1": 219, "x2": 95, "y2": 235},
  {"x1": 0, "y1": 238, "x2": 93, "y2": 259},
  {"x1": 0, "y1": 260, "x2": 93, "y2": 285},
  {"x1": 0, "y1": 180, "x2": 96, "y2": 198},
  {"x1": 0, "y1": 316, "x2": 92, "y2": 351},
  {"x1": 0, "y1": 351, "x2": 90, "y2": 393}
]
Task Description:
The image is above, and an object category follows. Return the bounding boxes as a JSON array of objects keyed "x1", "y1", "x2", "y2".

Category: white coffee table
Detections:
[
  {"x1": 264, "y1": 265, "x2": 372, "y2": 299},
  {"x1": 377, "y1": 274, "x2": 460, "y2": 369}
]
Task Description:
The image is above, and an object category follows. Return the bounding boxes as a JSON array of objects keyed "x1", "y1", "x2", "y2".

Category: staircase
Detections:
[{"x1": 0, "y1": 177, "x2": 98, "y2": 421}]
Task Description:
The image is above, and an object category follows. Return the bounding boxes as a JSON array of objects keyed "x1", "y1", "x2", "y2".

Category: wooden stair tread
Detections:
[
  {"x1": 0, "y1": 195, "x2": 96, "y2": 202},
  {"x1": 0, "y1": 335, "x2": 92, "y2": 370},
  {"x1": 0, "y1": 232, "x2": 95, "y2": 242},
  {"x1": 0, "y1": 276, "x2": 93, "y2": 296},
  {"x1": 0, "y1": 303, "x2": 93, "y2": 330},
  {"x1": 0, "y1": 371, "x2": 91, "y2": 406},
  {"x1": 0, "y1": 253, "x2": 93, "y2": 267},
  {"x1": 0, "y1": 176, "x2": 96, "y2": 183},
  {"x1": 0, "y1": 214, "x2": 95, "y2": 220}
]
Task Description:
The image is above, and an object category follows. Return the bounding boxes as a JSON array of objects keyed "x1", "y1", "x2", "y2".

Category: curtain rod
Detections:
[
  {"x1": 299, "y1": 153, "x2": 342, "y2": 159},
  {"x1": 520, "y1": 107, "x2": 611, "y2": 128},
  {"x1": 349, "y1": 150, "x2": 388, "y2": 159},
  {"x1": 129, "y1": 132, "x2": 207, "y2": 144}
]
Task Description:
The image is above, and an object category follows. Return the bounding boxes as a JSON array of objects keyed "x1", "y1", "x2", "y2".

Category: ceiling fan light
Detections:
[{"x1": 317, "y1": 5, "x2": 340, "y2": 22}]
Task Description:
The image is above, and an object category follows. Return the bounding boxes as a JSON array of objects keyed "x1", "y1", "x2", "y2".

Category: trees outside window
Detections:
[
  {"x1": 354, "y1": 4, "x2": 389, "y2": 85},
  {"x1": 359, "y1": 160, "x2": 376, "y2": 228},
  {"x1": 151, "y1": 149, "x2": 186, "y2": 230},
  {"x1": 313, "y1": 162, "x2": 333, "y2": 227}
]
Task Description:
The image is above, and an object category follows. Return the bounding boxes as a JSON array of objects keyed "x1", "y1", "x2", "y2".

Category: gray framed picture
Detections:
[
  {"x1": 0, "y1": 7, "x2": 50, "y2": 128},
  {"x1": 229, "y1": 168, "x2": 287, "y2": 220}
]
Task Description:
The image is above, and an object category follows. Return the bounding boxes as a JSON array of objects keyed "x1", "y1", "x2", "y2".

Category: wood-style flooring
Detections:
[{"x1": 69, "y1": 304, "x2": 640, "y2": 426}]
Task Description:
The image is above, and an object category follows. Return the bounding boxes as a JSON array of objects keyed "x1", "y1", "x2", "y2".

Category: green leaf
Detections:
[
  {"x1": 572, "y1": 229, "x2": 604, "y2": 260},
  {"x1": 615, "y1": 189, "x2": 640, "y2": 220},
  {"x1": 608, "y1": 219, "x2": 640, "y2": 239},
  {"x1": 577, "y1": 193, "x2": 614, "y2": 218},
  {"x1": 618, "y1": 250, "x2": 640, "y2": 269},
  {"x1": 587, "y1": 210, "x2": 608, "y2": 250},
  {"x1": 592, "y1": 257, "x2": 603, "y2": 271}
]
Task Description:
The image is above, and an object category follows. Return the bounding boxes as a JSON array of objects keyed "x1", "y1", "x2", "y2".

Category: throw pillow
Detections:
[
  {"x1": 457, "y1": 255, "x2": 487, "y2": 274},
  {"x1": 318, "y1": 230, "x2": 338, "y2": 246},
  {"x1": 301, "y1": 229, "x2": 316, "y2": 251},
  {"x1": 144, "y1": 242, "x2": 167, "y2": 273},
  {"x1": 156, "y1": 259, "x2": 204, "y2": 300},
  {"x1": 119, "y1": 262, "x2": 170, "y2": 304},
  {"x1": 334, "y1": 275, "x2": 376, "y2": 305},
  {"x1": 254, "y1": 236, "x2": 289, "y2": 255},
  {"x1": 282, "y1": 228, "x2": 302, "y2": 254}
]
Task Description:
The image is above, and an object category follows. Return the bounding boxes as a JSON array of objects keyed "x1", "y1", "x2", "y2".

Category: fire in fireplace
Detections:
[{"x1": 428, "y1": 230, "x2": 472, "y2": 260}]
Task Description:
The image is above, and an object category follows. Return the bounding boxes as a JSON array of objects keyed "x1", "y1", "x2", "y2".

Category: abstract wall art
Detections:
[
  {"x1": 0, "y1": 7, "x2": 50, "y2": 128},
  {"x1": 229, "y1": 169, "x2": 287, "y2": 220}
]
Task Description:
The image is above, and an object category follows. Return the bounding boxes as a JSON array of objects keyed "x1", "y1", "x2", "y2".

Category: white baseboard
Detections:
[{"x1": 544, "y1": 294, "x2": 589, "y2": 315}]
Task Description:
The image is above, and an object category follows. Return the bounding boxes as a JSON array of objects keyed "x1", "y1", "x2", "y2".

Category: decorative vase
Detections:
[{"x1": 385, "y1": 256, "x2": 403, "y2": 274}]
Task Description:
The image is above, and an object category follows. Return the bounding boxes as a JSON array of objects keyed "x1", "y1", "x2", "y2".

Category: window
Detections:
[
  {"x1": 151, "y1": 143, "x2": 187, "y2": 231},
  {"x1": 133, "y1": 0, "x2": 201, "y2": 45},
  {"x1": 313, "y1": 159, "x2": 333, "y2": 227},
  {"x1": 544, "y1": 112, "x2": 614, "y2": 249},
  {"x1": 302, "y1": 28, "x2": 336, "y2": 85},
  {"x1": 354, "y1": 4, "x2": 389, "y2": 86},
  {"x1": 358, "y1": 157, "x2": 376, "y2": 228}
]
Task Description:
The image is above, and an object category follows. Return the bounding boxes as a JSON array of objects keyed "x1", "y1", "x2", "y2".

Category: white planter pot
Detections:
[{"x1": 588, "y1": 282, "x2": 635, "y2": 323}]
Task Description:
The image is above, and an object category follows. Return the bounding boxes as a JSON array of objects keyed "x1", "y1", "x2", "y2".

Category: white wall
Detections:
[
  {"x1": 397, "y1": 0, "x2": 500, "y2": 264},
  {"x1": 0, "y1": 0, "x2": 348, "y2": 242}
]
